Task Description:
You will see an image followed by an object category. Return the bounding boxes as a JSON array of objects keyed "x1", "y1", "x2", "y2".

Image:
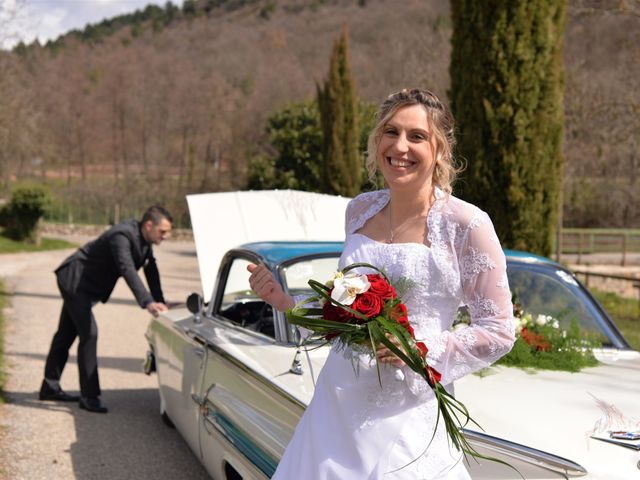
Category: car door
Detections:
[
  {"x1": 154, "y1": 314, "x2": 208, "y2": 458},
  {"x1": 195, "y1": 254, "x2": 307, "y2": 479}
]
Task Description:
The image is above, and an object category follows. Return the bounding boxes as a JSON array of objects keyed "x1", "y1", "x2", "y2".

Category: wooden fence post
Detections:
[
  {"x1": 577, "y1": 232, "x2": 583, "y2": 264},
  {"x1": 556, "y1": 207, "x2": 563, "y2": 263}
]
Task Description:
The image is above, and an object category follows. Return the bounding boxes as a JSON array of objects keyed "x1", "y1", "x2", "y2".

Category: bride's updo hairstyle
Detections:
[{"x1": 366, "y1": 88, "x2": 459, "y2": 195}]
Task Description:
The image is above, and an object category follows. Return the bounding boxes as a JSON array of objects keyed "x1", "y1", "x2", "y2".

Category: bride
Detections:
[{"x1": 248, "y1": 88, "x2": 515, "y2": 479}]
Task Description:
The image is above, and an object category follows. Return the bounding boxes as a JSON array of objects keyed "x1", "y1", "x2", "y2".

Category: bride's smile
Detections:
[{"x1": 378, "y1": 104, "x2": 437, "y2": 193}]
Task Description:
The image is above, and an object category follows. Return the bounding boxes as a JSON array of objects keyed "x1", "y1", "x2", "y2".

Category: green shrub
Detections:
[
  {"x1": 591, "y1": 289, "x2": 640, "y2": 351},
  {"x1": 0, "y1": 185, "x2": 51, "y2": 243}
]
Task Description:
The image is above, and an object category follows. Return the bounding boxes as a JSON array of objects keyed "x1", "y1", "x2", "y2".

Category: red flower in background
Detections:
[{"x1": 520, "y1": 327, "x2": 551, "y2": 352}]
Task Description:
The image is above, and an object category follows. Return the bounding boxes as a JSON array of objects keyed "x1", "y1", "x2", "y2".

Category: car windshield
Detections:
[
  {"x1": 507, "y1": 261, "x2": 623, "y2": 348},
  {"x1": 281, "y1": 256, "x2": 341, "y2": 297}
]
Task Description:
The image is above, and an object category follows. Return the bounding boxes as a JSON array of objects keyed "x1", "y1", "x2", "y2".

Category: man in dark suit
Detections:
[{"x1": 39, "y1": 205, "x2": 173, "y2": 413}]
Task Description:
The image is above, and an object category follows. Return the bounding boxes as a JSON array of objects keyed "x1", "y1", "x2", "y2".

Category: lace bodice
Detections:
[{"x1": 341, "y1": 189, "x2": 515, "y2": 385}]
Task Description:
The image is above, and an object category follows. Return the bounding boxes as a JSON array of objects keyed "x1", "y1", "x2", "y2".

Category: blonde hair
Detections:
[{"x1": 366, "y1": 88, "x2": 460, "y2": 195}]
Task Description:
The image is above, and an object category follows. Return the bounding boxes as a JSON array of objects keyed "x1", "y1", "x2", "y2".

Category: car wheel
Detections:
[
  {"x1": 224, "y1": 462, "x2": 243, "y2": 480},
  {"x1": 161, "y1": 410, "x2": 175, "y2": 428}
]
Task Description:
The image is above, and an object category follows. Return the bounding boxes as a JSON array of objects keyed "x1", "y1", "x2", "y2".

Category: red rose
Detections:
[
  {"x1": 416, "y1": 341, "x2": 428, "y2": 358},
  {"x1": 322, "y1": 298, "x2": 353, "y2": 323},
  {"x1": 367, "y1": 274, "x2": 397, "y2": 300},
  {"x1": 351, "y1": 291, "x2": 383, "y2": 319}
]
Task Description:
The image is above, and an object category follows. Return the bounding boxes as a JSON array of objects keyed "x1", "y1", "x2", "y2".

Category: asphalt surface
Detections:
[{"x1": 0, "y1": 238, "x2": 211, "y2": 480}]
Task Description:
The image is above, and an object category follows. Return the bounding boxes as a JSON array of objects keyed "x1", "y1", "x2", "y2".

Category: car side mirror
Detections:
[{"x1": 186, "y1": 293, "x2": 204, "y2": 323}]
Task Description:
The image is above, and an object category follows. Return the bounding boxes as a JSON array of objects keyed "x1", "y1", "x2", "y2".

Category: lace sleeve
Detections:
[{"x1": 429, "y1": 211, "x2": 515, "y2": 385}]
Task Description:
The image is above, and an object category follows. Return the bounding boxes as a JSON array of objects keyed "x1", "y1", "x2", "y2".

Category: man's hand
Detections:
[
  {"x1": 247, "y1": 263, "x2": 294, "y2": 312},
  {"x1": 146, "y1": 302, "x2": 168, "y2": 317}
]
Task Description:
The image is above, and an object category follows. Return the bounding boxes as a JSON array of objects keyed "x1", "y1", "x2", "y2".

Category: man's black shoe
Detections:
[
  {"x1": 79, "y1": 397, "x2": 108, "y2": 413},
  {"x1": 39, "y1": 382, "x2": 79, "y2": 402}
]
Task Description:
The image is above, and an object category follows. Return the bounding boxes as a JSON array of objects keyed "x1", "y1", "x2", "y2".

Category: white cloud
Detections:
[{"x1": 2, "y1": 0, "x2": 184, "y2": 49}]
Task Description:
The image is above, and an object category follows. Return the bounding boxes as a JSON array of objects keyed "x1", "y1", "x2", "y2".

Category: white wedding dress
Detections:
[{"x1": 273, "y1": 189, "x2": 515, "y2": 480}]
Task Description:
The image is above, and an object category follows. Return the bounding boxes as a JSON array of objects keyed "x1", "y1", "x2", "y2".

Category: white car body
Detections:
[{"x1": 145, "y1": 191, "x2": 640, "y2": 479}]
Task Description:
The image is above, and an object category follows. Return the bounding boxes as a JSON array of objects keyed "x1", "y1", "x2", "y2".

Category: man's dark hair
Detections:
[{"x1": 141, "y1": 206, "x2": 173, "y2": 225}]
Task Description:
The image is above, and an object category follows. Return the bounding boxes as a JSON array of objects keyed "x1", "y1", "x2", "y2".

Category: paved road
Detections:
[{"x1": 0, "y1": 239, "x2": 211, "y2": 480}]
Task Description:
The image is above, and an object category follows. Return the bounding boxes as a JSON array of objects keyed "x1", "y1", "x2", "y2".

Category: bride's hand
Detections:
[
  {"x1": 376, "y1": 332, "x2": 405, "y2": 367},
  {"x1": 247, "y1": 263, "x2": 294, "y2": 312}
]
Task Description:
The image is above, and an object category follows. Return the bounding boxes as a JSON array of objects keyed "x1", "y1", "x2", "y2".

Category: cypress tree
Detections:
[
  {"x1": 450, "y1": 1, "x2": 566, "y2": 256},
  {"x1": 317, "y1": 27, "x2": 360, "y2": 197}
]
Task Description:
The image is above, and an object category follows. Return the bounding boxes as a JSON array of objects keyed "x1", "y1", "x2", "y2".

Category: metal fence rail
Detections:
[
  {"x1": 561, "y1": 228, "x2": 640, "y2": 266},
  {"x1": 573, "y1": 270, "x2": 640, "y2": 307}
]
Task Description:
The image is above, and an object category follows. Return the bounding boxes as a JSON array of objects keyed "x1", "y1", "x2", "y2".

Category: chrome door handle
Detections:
[{"x1": 193, "y1": 347, "x2": 205, "y2": 358}]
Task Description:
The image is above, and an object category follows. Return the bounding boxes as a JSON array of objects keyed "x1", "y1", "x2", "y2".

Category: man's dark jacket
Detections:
[{"x1": 55, "y1": 219, "x2": 164, "y2": 307}]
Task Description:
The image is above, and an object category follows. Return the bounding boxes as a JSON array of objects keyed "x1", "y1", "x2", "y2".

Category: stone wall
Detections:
[{"x1": 40, "y1": 222, "x2": 194, "y2": 241}]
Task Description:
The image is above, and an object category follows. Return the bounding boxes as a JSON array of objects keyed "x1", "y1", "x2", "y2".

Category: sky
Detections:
[{"x1": 1, "y1": 0, "x2": 184, "y2": 49}]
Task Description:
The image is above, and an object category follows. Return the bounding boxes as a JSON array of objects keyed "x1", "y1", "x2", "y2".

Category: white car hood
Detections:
[
  {"x1": 456, "y1": 349, "x2": 640, "y2": 479},
  {"x1": 186, "y1": 190, "x2": 350, "y2": 298}
]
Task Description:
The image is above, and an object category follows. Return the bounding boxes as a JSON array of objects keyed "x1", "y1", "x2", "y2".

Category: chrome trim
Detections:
[
  {"x1": 201, "y1": 402, "x2": 277, "y2": 477},
  {"x1": 463, "y1": 429, "x2": 588, "y2": 477},
  {"x1": 276, "y1": 252, "x2": 341, "y2": 344},
  {"x1": 191, "y1": 330, "x2": 306, "y2": 411},
  {"x1": 192, "y1": 347, "x2": 205, "y2": 358},
  {"x1": 202, "y1": 314, "x2": 278, "y2": 344},
  {"x1": 208, "y1": 250, "x2": 264, "y2": 317}
]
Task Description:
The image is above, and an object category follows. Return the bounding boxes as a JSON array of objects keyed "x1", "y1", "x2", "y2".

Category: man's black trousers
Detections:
[{"x1": 43, "y1": 283, "x2": 100, "y2": 398}]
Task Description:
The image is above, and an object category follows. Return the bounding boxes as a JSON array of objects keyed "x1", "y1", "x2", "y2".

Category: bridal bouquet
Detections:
[{"x1": 286, "y1": 262, "x2": 506, "y2": 466}]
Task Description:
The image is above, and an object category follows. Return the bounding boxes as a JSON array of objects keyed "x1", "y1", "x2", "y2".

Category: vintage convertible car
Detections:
[{"x1": 145, "y1": 240, "x2": 640, "y2": 480}]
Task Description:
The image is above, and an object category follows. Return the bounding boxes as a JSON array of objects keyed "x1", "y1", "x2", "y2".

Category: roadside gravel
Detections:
[{"x1": 0, "y1": 238, "x2": 211, "y2": 480}]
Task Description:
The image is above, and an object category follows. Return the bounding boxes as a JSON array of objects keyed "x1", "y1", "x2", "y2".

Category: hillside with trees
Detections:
[{"x1": 0, "y1": 0, "x2": 638, "y2": 229}]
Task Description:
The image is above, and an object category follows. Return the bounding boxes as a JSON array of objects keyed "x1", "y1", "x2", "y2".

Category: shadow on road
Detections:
[
  {"x1": 8, "y1": 352, "x2": 148, "y2": 374},
  {"x1": 5, "y1": 388, "x2": 211, "y2": 479}
]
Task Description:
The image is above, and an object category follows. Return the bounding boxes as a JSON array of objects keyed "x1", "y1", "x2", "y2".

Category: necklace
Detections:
[
  {"x1": 388, "y1": 195, "x2": 435, "y2": 244},
  {"x1": 389, "y1": 208, "x2": 420, "y2": 244}
]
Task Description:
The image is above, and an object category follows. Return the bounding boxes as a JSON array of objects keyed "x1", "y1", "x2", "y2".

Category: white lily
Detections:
[
  {"x1": 331, "y1": 273, "x2": 370, "y2": 305},
  {"x1": 513, "y1": 317, "x2": 524, "y2": 334}
]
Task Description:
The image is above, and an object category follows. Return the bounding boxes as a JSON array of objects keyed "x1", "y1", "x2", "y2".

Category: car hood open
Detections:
[
  {"x1": 186, "y1": 190, "x2": 350, "y2": 298},
  {"x1": 456, "y1": 349, "x2": 640, "y2": 479}
]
